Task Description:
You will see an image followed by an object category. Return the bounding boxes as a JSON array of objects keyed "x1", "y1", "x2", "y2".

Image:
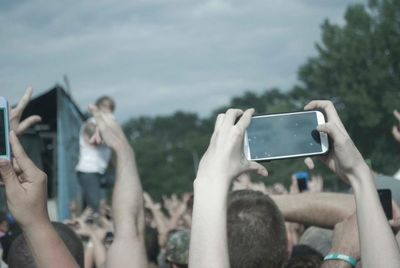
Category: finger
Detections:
[
  {"x1": 304, "y1": 100, "x2": 345, "y2": 129},
  {"x1": 12, "y1": 158, "x2": 22, "y2": 175},
  {"x1": 246, "y1": 161, "x2": 268, "y2": 177},
  {"x1": 0, "y1": 159, "x2": 19, "y2": 189},
  {"x1": 214, "y1": 113, "x2": 225, "y2": 132},
  {"x1": 17, "y1": 115, "x2": 42, "y2": 134},
  {"x1": 392, "y1": 200, "x2": 400, "y2": 219},
  {"x1": 304, "y1": 157, "x2": 314, "y2": 170},
  {"x1": 222, "y1": 109, "x2": 244, "y2": 126},
  {"x1": 89, "y1": 104, "x2": 103, "y2": 123},
  {"x1": 235, "y1": 108, "x2": 255, "y2": 131},
  {"x1": 15, "y1": 87, "x2": 33, "y2": 114},
  {"x1": 9, "y1": 131, "x2": 37, "y2": 172},
  {"x1": 392, "y1": 126, "x2": 400, "y2": 142},
  {"x1": 394, "y1": 110, "x2": 400, "y2": 122},
  {"x1": 389, "y1": 218, "x2": 400, "y2": 232},
  {"x1": 316, "y1": 122, "x2": 344, "y2": 143}
]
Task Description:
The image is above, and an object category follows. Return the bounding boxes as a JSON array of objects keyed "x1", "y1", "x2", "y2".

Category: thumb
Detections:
[
  {"x1": 0, "y1": 160, "x2": 19, "y2": 189},
  {"x1": 246, "y1": 161, "x2": 268, "y2": 177}
]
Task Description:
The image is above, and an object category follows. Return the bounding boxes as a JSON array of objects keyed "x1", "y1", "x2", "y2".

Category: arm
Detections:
[
  {"x1": 0, "y1": 131, "x2": 78, "y2": 268},
  {"x1": 89, "y1": 105, "x2": 147, "y2": 268},
  {"x1": 84, "y1": 243, "x2": 94, "y2": 268},
  {"x1": 74, "y1": 219, "x2": 107, "y2": 268},
  {"x1": 144, "y1": 192, "x2": 170, "y2": 247},
  {"x1": 321, "y1": 213, "x2": 360, "y2": 268},
  {"x1": 271, "y1": 193, "x2": 355, "y2": 228},
  {"x1": 189, "y1": 109, "x2": 268, "y2": 268},
  {"x1": 305, "y1": 100, "x2": 400, "y2": 268}
]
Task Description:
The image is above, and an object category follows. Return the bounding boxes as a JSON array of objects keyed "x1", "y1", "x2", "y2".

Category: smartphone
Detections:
[
  {"x1": 244, "y1": 110, "x2": 329, "y2": 161},
  {"x1": 294, "y1": 171, "x2": 309, "y2": 192},
  {"x1": 0, "y1": 97, "x2": 10, "y2": 161},
  {"x1": 378, "y1": 189, "x2": 392, "y2": 220}
]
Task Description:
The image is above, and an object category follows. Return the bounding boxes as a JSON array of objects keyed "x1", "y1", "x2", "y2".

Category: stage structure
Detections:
[{"x1": 20, "y1": 85, "x2": 85, "y2": 220}]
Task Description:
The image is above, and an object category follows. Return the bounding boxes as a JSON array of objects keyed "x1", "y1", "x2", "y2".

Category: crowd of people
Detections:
[{"x1": 0, "y1": 88, "x2": 400, "y2": 268}]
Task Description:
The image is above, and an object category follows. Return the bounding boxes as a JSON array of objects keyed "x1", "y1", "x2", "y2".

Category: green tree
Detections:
[{"x1": 297, "y1": 0, "x2": 400, "y2": 174}]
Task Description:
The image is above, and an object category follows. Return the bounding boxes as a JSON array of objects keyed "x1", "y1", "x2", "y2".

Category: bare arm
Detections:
[
  {"x1": 272, "y1": 193, "x2": 355, "y2": 228},
  {"x1": 189, "y1": 109, "x2": 268, "y2": 268},
  {"x1": 306, "y1": 100, "x2": 400, "y2": 268},
  {"x1": 144, "y1": 193, "x2": 170, "y2": 247},
  {"x1": 89, "y1": 105, "x2": 147, "y2": 268}
]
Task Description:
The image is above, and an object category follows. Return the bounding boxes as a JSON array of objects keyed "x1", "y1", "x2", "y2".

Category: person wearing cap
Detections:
[{"x1": 165, "y1": 229, "x2": 190, "y2": 268}]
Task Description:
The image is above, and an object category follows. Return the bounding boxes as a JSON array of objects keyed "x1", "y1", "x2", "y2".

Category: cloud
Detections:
[{"x1": 0, "y1": 0, "x2": 365, "y2": 121}]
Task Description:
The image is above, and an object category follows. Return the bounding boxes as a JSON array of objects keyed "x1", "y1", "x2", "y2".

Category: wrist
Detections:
[
  {"x1": 194, "y1": 176, "x2": 231, "y2": 196},
  {"x1": 322, "y1": 259, "x2": 353, "y2": 268},
  {"x1": 324, "y1": 253, "x2": 358, "y2": 268},
  {"x1": 344, "y1": 162, "x2": 372, "y2": 188},
  {"x1": 21, "y1": 218, "x2": 53, "y2": 234},
  {"x1": 329, "y1": 246, "x2": 359, "y2": 261}
]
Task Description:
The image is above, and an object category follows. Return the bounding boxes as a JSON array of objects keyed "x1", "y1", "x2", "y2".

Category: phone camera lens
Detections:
[{"x1": 311, "y1": 130, "x2": 321, "y2": 144}]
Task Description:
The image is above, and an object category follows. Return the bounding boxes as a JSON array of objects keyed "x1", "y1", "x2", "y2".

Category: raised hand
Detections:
[
  {"x1": 195, "y1": 108, "x2": 267, "y2": 187},
  {"x1": 10, "y1": 88, "x2": 41, "y2": 136},
  {"x1": 304, "y1": 101, "x2": 367, "y2": 183},
  {"x1": 89, "y1": 105, "x2": 127, "y2": 151},
  {"x1": 0, "y1": 131, "x2": 48, "y2": 228}
]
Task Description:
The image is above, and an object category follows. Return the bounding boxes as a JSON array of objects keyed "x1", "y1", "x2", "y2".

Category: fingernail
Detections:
[{"x1": 260, "y1": 168, "x2": 268, "y2": 176}]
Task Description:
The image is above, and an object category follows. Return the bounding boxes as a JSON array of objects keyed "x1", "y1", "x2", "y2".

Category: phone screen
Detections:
[
  {"x1": 378, "y1": 189, "x2": 392, "y2": 220},
  {"x1": 246, "y1": 112, "x2": 323, "y2": 160},
  {"x1": 0, "y1": 108, "x2": 6, "y2": 156},
  {"x1": 295, "y1": 171, "x2": 309, "y2": 192}
]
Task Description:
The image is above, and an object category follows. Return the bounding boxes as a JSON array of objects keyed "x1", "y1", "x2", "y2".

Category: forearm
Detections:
[
  {"x1": 89, "y1": 232, "x2": 106, "y2": 267},
  {"x1": 108, "y1": 143, "x2": 147, "y2": 267},
  {"x1": 149, "y1": 208, "x2": 170, "y2": 247},
  {"x1": 189, "y1": 179, "x2": 230, "y2": 268},
  {"x1": 84, "y1": 244, "x2": 94, "y2": 268},
  {"x1": 23, "y1": 221, "x2": 79, "y2": 268},
  {"x1": 113, "y1": 145, "x2": 144, "y2": 237},
  {"x1": 321, "y1": 260, "x2": 352, "y2": 268},
  {"x1": 272, "y1": 193, "x2": 355, "y2": 228},
  {"x1": 349, "y1": 167, "x2": 400, "y2": 268}
]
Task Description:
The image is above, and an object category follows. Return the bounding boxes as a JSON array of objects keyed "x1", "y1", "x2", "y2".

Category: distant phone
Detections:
[
  {"x1": 294, "y1": 171, "x2": 309, "y2": 192},
  {"x1": 244, "y1": 110, "x2": 329, "y2": 161},
  {"x1": 378, "y1": 189, "x2": 392, "y2": 220},
  {"x1": 103, "y1": 231, "x2": 114, "y2": 244},
  {"x1": 0, "y1": 97, "x2": 10, "y2": 161}
]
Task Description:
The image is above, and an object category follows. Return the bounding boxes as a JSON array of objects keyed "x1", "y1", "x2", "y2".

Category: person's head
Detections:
[
  {"x1": 165, "y1": 229, "x2": 190, "y2": 268},
  {"x1": 285, "y1": 245, "x2": 323, "y2": 268},
  {"x1": 7, "y1": 222, "x2": 84, "y2": 268},
  {"x1": 0, "y1": 211, "x2": 9, "y2": 233},
  {"x1": 227, "y1": 190, "x2": 288, "y2": 268},
  {"x1": 95, "y1": 96, "x2": 115, "y2": 113}
]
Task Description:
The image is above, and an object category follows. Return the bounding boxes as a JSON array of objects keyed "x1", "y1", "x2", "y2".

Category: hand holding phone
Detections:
[{"x1": 244, "y1": 110, "x2": 329, "y2": 162}]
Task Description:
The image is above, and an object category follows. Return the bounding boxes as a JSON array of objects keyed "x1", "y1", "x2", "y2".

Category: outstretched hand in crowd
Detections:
[
  {"x1": 89, "y1": 104, "x2": 147, "y2": 268},
  {"x1": 0, "y1": 131, "x2": 79, "y2": 268}
]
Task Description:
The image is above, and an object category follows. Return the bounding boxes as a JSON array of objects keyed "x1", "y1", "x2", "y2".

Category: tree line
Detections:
[{"x1": 123, "y1": 0, "x2": 400, "y2": 199}]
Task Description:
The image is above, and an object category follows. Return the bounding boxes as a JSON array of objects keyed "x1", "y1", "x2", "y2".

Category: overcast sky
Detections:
[{"x1": 0, "y1": 0, "x2": 364, "y2": 121}]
